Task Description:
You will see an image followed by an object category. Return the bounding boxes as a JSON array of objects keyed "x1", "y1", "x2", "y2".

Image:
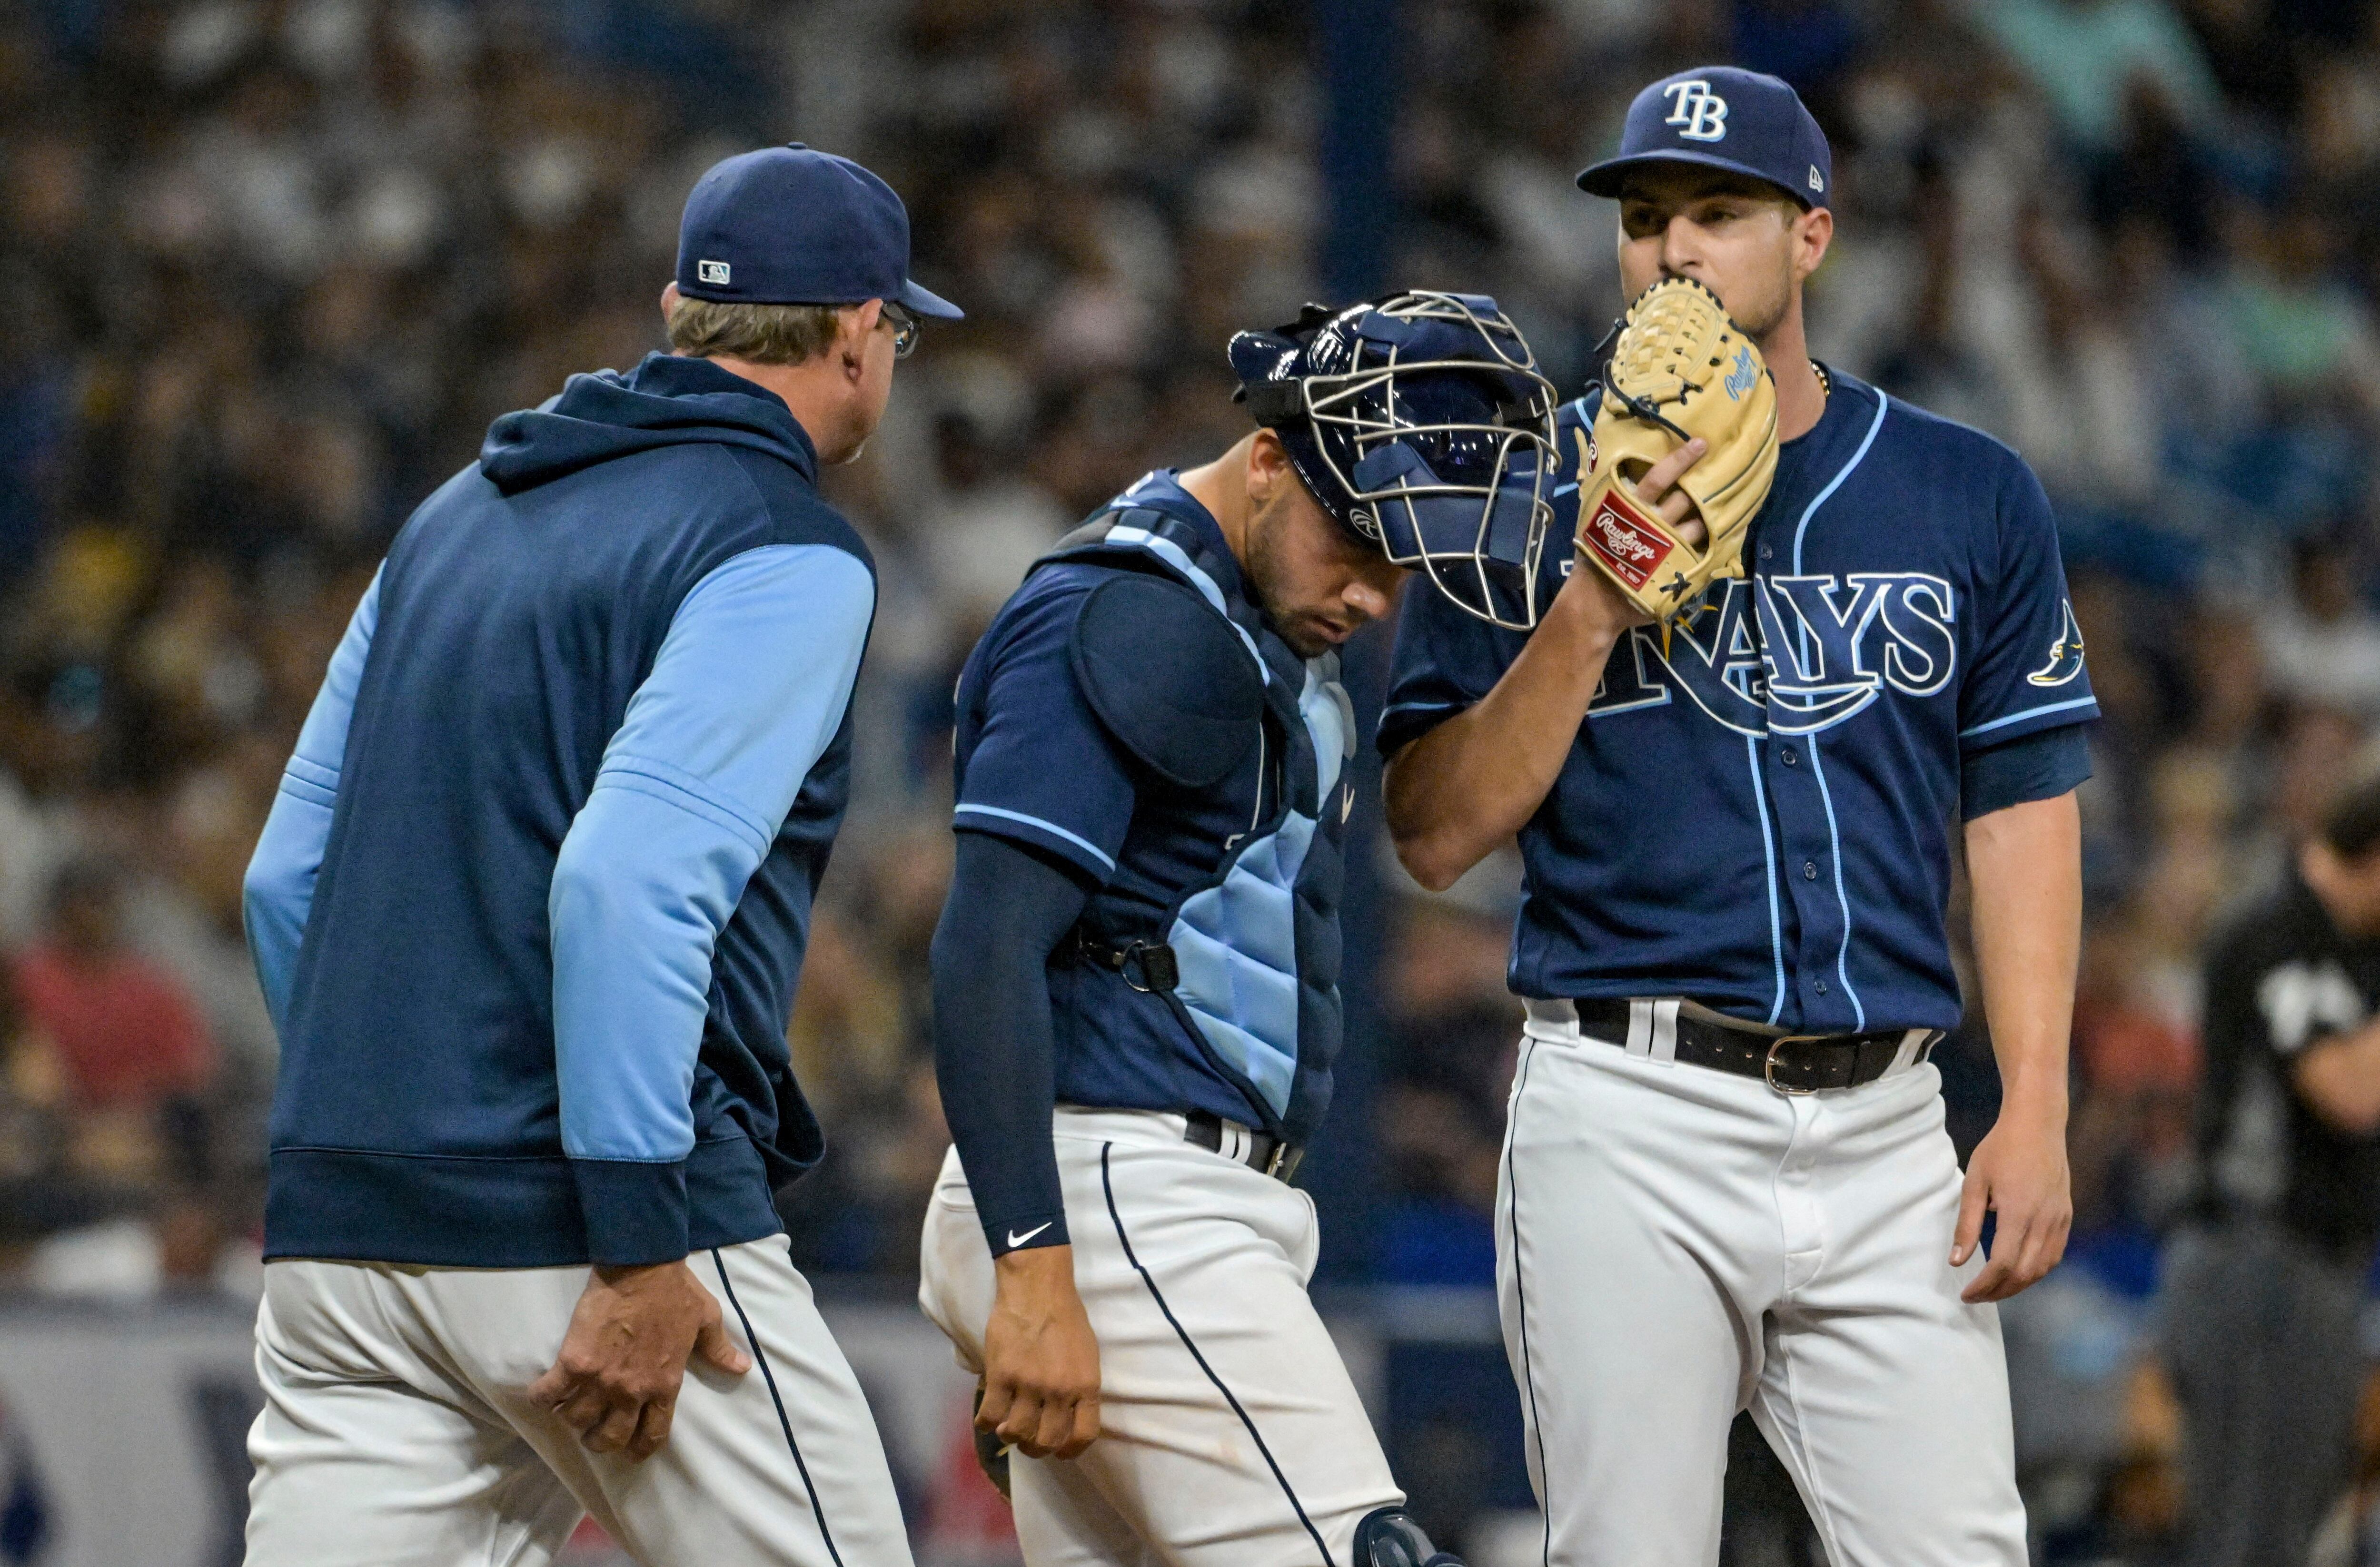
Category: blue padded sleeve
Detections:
[
  {"x1": 1959, "y1": 721, "x2": 2092, "y2": 821},
  {"x1": 244, "y1": 566, "x2": 382, "y2": 1036},
  {"x1": 549, "y1": 543, "x2": 873, "y2": 1265}
]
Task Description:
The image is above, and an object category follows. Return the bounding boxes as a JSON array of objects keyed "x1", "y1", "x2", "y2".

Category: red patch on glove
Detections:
[{"x1": 1578, "y1": 492, "x2": 1674, "y2": 591}]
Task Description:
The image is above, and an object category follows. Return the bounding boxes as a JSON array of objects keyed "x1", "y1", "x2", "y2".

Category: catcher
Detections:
[
  {"x1": 1381, "y1": 67, "x2": 2094, "y2": 1565},
  {"x1": 918, "y1": 292, "x2": 1558, "y2": 1567}
]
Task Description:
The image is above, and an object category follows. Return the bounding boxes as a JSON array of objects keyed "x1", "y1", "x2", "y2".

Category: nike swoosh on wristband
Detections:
[{"x1": 1006, "y1": 1222, "x2": 1054, "y2": 1248}]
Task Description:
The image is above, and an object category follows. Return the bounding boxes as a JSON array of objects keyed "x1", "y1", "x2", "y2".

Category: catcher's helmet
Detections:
[{"x1": 1229, "y1": 291, "x2": 1560, "y2": 630}]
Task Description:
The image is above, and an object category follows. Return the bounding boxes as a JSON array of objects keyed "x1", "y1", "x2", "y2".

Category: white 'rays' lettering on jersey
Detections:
[{"x1": 1586, "y1": 572, "x2": 1958, "y2": 737}]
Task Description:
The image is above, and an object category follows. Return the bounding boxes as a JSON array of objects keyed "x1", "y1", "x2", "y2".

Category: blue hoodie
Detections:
[{"x1": 246, "y1": 353, "x2": 876, "y2": 1268}]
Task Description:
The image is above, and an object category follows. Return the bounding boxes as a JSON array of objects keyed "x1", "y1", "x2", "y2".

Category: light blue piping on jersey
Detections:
[
  {"x1": 1744, "y1": 735, "x2": 1788, "y2": 1025},
  {"x1": 952, "y1": 803, "x2": 1117, "y2": 872},
  {"x1": 1960, "y1": 694, "x2": 2099, "y2": 739},
  {"x1": 1790, "y1": 391, "x2": 1890, "y2": 574},
  {"x1": 1805, "y1": 740, "x2": 1866, "y2": 1030},
  {"x1": 1788, "y1": 387, "x2": 1889, "y2": 1035},
  {"x1": 1379, "y1": 697, "x2": 1465, "y2": 723}
]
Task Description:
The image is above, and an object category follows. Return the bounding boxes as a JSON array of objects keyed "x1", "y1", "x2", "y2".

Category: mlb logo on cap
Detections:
[
  {"x1": 1577, "y1": 67, "x2": 1832, "y2": 207},
  {"x1": 675, "y1": 143, "x2": 962, "y2": 319}
]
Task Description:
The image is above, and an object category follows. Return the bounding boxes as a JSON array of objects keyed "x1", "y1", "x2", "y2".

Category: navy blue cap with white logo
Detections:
[
  {"x1": 675, "y1": 143, "x2": 963, "y2": 319},
  {"x1": 1576, "y1": 67, "x2": 1832, "y2": 207}
]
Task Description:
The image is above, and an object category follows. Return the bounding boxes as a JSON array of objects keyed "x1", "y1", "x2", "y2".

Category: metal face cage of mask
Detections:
[{"x1": 1241, "y1": 292, "x2": 1562, "y2": 631}]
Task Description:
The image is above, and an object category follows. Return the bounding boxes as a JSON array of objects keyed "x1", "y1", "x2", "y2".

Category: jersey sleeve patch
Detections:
[
  {"x1": 1069, "y1": 574, "x2": 1265, "y2": 789},
  {"x1": 1958, "y1": 463, "x2": 2101, "y2": 751}
]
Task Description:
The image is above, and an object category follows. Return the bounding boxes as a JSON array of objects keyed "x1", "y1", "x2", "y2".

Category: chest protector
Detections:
[{"x1": 1032, "y1": 498, "x2": 1355, "y2": 1144}]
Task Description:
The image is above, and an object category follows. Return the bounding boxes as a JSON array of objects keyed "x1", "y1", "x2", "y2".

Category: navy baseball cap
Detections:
[
  {"x1": 675, "y1": 143, "x2": 962, "y2": 319},
  {"x1": 1576, "y1": 68, "x2": 1831, "y2": 208}
]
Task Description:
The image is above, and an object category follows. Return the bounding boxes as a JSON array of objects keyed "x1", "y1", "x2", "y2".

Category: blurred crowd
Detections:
[{"x1": 1, "y1": 0, "x2": 2379, "y2": 1560}]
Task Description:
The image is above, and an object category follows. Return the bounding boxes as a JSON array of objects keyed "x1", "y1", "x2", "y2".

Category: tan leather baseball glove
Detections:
[{"x1": 1572, "y1": 277, "x2": 1779, "y2": 621}]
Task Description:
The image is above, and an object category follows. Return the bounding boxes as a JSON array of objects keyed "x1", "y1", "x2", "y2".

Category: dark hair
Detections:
[{"x1": 2320, "y1": 761, "x2": 2380, "y2": 860}]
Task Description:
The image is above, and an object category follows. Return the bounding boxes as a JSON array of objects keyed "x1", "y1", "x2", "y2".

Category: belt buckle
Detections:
[
  {"x1": 1764, "y1": 1035, "x2": 1826, "y2": 1096},
  {"x1": 1264, "y1": 1142, "x2": 1304, "y2": 1183}
]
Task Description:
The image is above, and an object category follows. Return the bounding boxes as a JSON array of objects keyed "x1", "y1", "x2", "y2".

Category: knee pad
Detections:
[{"x1": 1353, "y1": 1507, "x2": 1462, "y2": 1567}]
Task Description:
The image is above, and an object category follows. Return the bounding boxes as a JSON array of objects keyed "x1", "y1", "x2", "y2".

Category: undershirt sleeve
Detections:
[{"x1": 930, "y1": 831, "x2": 1093, "y2": 1256}]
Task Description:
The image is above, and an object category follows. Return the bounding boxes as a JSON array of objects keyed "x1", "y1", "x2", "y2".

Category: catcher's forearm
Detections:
[
  {"x1": 1964, "y1": 793, "x2": 2079, "y2": 1119},
  {"x1": 1385, "y1": 576, "x2": 1628, "y2": 890}
]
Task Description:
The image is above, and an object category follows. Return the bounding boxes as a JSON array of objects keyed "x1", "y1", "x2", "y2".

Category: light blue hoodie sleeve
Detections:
[
  {"x1": 547, "y1": 542, "x2": 873, "y2": 1263},
  {"x1": 244, "y1": 566, "x2": 383, "y2": 1037}
]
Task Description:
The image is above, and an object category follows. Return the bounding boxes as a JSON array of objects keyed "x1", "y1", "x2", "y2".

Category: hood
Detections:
[{"x1": 478, "y1": 352, "x2": 819, "y2": 495}]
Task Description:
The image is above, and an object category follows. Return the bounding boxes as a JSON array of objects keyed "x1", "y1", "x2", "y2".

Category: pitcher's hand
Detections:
[
  {"x1": 1566, "y1": 437, "x2": 1710, "y2": 633},
  {"x1": 1953, "y1": 1102, "x2": 2073, "y2": 1303}
]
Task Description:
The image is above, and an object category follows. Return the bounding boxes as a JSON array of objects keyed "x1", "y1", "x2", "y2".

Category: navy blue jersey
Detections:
[
  {"x1": 1381, "y1": 370, "x2": 2097, "y2": 1033},
  {"x1": 950, "y1": 472, "x2": 1353, "y2": 1141}
]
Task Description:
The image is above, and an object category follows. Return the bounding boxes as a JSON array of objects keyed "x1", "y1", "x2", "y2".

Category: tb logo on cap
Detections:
[{"x1": 1661, "y1": 79, "x2": 1728, "y2": 142}]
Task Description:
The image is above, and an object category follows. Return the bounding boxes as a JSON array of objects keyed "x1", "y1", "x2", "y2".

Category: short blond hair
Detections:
[{"x1": 666, "y1": 295, "x2": 846, "y2": 365}]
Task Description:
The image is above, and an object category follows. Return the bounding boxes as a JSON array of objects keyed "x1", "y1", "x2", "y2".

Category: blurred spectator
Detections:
[
  {"x1": 1966, "y1": 0, "x2": 2222, "y2": 159},
  {"x1": 2261, "y1": 537, "x2": 2380, "y2": 720},
  {"x1": 10, "y1": 858, "x2": 213, "y2": 1116}
]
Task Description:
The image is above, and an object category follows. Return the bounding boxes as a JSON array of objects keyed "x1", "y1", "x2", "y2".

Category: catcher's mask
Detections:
[{"x1": 1229, "y1": 291, "x2": 1560, "y2": 631}]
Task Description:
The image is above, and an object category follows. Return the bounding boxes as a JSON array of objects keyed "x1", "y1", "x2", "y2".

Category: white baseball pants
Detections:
[
  {"x1": 918, "y1": 1107, "x2": 1403, "y2": 1567},
  {"x1": 243, "y1": 1236, "x2": 912, "y2": 1567},
  {"x1": 1499, "y1": 1005, "x2": 2027, "y2": 1567}
]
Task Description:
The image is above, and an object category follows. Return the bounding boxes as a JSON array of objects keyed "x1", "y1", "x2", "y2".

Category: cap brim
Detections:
[
  {"x1": 897, "y1": 278, "x2": 964, "y2": 320},
  {"x1": 1575, "y1": 149, "x2": 1816, "y2": 206}
]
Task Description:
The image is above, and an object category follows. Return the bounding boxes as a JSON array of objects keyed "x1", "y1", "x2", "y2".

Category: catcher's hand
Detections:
[{"x1": 1574, "y1": 277, "x2": 1778, "y2": 621}]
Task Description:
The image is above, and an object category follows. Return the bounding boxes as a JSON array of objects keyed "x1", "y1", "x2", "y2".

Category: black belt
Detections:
[
  {"x1": 1569, "y1": 999, "x2": 1937, "y2": 1095},
  {"x1": 1184, "y1": 1109, "x2": 1303, "y2": 1183}
]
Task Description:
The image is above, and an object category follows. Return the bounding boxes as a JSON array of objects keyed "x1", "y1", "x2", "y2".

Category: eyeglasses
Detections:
[{"x1": 882, "y1": 302, "x2": 921, "y2": 359}]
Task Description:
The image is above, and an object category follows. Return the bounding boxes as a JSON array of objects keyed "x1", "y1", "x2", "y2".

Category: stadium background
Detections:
[{"x1": 0, "y1": 0, "x2": 2376, "y2": 1561}]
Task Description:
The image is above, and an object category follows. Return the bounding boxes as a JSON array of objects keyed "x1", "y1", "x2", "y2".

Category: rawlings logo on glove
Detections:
[
  {"x1": 1580, "y1": 493, "x2": 1674, "y2": 590},
  {"x1": 1574, "y1": 277, "x2": 1780, "y2": 623}
]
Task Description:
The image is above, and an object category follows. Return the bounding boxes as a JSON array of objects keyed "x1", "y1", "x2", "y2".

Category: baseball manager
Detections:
[{"x1": 238, "y1": 144, "x2": 957, "y2": 1567}]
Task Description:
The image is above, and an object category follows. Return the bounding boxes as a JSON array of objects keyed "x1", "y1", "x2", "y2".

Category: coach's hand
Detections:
[
  {"x1": 1953, "y1": 1103, "x2": 2073, "y2": 1303},
  {"x1": 979, "y1": 1244, "x2": 1101, "y2": 1460},
  {"x1": 1565, "y1": 437, "x2": 1710, "y2": 633},
  {"x1": 531, "y1": 1260, "x2": 753, "y2": 1461}
]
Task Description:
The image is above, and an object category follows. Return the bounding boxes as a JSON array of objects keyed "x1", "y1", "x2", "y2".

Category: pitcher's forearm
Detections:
[
  {"x1": 1386, "y1": 585, "x2": 1624, "y2": 889},
  {"x1": 1964, "y1": 793, "x2": 2080, "y2": 1116}
]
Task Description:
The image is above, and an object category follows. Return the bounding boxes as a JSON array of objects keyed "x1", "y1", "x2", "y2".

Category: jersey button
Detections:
[
  {"x1": 1781, "y1": 747, "x2": 1798, "y2": 766},
  {"x1": 1803, "y1": 860, "x2": 1819, "y2": 879},
  {"x1": 1815, "y1": 979, "x2": 1830, "y2": 995},
  {"x1": 1760, "y1": 545, "x2": 1774, "y2": 560}
]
